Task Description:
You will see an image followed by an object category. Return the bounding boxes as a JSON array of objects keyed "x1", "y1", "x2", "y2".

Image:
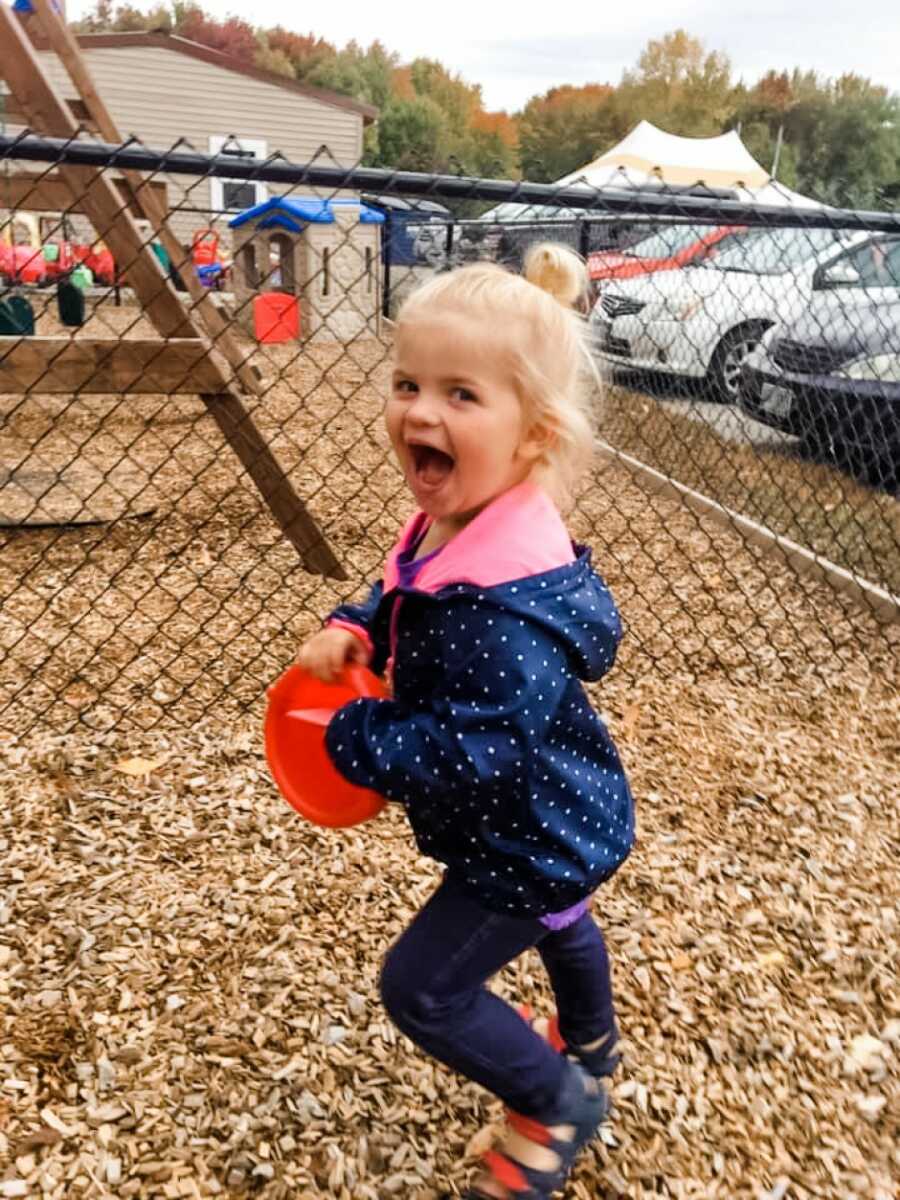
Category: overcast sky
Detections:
[{"x1": 67, "y1": 0, "x2": 900, "y2": 113}]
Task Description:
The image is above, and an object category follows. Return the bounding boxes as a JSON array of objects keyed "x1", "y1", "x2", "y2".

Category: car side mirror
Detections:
[{"x1": 816, "y1": 262, "x2": 862, "y2": 289}]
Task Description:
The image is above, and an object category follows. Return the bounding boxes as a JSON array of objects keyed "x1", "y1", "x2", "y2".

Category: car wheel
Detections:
[{"x1": 708, "y1": 325, "x2": 770, "y2": 404}]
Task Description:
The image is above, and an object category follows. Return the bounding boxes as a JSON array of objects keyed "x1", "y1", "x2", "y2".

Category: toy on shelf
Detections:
[
  {"x1": 0, "y1": 294, "x2": 35, "y2": 335},
  {"x1": 191, "y1": 227, "x2": 229, "y2": 288},
  {"x1": 57, "y1": 279, "x2": 85, "y2": 327},
  {"x1": 0, "y1": 242, "x2": 47, "y2": 286},
  {"x1": 70, "y1": 263, "x2": 94, "y2": 291},
  {"x1": 82, "y1": 242, "x2": 116, "y2": 286},
  {"x1": 1, "y1": 211, "x2": 46, "y2": 285},
  {"x1": 43, "y1": 240, "x2": 74, "y2": 280}
]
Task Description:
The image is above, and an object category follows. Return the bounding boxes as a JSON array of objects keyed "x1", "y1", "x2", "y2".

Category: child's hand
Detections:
[{"x1": 297, "y1": 627, "x2": 370, "y2": 683}]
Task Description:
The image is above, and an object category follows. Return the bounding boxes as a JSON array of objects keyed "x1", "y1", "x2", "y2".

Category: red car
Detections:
[{"x1": 588, "y1": 223, "x2": 745, "y2": 289}]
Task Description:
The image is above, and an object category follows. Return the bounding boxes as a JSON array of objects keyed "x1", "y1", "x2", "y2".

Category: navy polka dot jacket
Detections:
[{"x1": 324, "y1": 482, "x2": 634, "y2": 917}]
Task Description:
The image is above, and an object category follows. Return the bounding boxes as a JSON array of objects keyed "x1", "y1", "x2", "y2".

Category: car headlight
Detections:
[{"x1": 836, "y1": 354, "x2": 900, "y2": 383}]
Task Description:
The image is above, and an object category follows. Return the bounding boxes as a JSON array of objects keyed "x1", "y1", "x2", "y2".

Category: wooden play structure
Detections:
[{"x1": 0, "y1": 0, "x2": 344, "y2": 577}]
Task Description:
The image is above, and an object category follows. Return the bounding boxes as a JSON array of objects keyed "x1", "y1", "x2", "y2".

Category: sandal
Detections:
[
  {"x1": 518, "y1": 1004, "x2": 621, "y2": 1080},
  {"x1": 460, "y1": 1063, "x2": 609, "y2": 1199}
]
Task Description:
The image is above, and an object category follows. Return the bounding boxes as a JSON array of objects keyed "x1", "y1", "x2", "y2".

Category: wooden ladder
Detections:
[{"x1": 0, "y1": 0, "x2": 345, "y2": 578}]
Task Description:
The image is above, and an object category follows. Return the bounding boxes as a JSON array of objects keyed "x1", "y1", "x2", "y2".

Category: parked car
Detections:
[
  {"x1": 740, "y1": 236, "x2": 900, "y2": 483},
  {"x1": 590, "y1": 225, "x2": 863, "y2": 401},
  {"x1": 587, "y1": 223, "x2": 744, "y2": 289}
]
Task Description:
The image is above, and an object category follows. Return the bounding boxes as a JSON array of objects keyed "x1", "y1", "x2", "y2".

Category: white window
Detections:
[{"x1": 209, "y1": 136, "x2": 268, "y2": 213}]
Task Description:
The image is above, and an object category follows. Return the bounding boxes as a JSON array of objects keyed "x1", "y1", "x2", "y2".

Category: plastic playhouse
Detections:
[{"x1": 228, "y1": 196, "x2": 384, "y2": 344}]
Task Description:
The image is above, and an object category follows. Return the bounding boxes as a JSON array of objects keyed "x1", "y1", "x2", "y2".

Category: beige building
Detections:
[{"x1": 1, "y1": 31, "x2": 376, "y2": 253}]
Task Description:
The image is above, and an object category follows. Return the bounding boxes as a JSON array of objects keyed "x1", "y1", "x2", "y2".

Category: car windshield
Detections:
[
  {"x1": 708, "y1": 227, "x2": 846, "y2": 275},
  {"x1": 621, "y1": 224, "x2": 713, "y2": 259}
]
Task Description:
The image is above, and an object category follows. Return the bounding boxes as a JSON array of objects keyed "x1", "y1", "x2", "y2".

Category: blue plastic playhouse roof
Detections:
[{"x1": 229, "y1": 197, "x2": 385, "y2": 233}]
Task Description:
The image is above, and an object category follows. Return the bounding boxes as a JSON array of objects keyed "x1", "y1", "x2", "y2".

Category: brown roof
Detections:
[{"x1": 49, "y1": 32, "x2": 378, "y2": 124}]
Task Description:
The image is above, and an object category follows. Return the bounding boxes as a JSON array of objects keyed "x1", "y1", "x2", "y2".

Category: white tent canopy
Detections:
[
  {"x1": 556, "y1": 120, "x2": 819, "y2": 209},
  {"x1": 483, "y1": 120, "x2": 821, "y2": 222}
]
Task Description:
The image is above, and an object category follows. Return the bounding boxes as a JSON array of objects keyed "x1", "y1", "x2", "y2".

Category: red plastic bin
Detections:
[
  {"x1": 253, "y1": 292, "x2": 299, "y2": 343},
  {"x1": 264, "y1": 664, "x2": 388, "y2": 828}
]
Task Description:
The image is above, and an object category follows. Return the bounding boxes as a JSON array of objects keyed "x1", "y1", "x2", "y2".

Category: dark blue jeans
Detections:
[{"x1": 379, "y1": 872, "x2": 617, "y2": 1119}]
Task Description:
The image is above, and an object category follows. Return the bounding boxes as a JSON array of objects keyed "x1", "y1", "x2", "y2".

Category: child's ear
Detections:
[{"x1": 519, "y1": 420, "x2": 557, "y2": 463}]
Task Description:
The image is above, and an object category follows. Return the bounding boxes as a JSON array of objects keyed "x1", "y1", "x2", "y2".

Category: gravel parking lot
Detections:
[
  {"x1": 607, "y1": 368, "x2": 899, "y2": 498},
  {"x1": 611, "y1": 370, "x2": 794, "y2": 449}
]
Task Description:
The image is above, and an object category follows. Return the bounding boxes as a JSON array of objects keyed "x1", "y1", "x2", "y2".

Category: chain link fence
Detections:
[{"x1": 1, "y1": 131, "x2": 898, "y2": 740}]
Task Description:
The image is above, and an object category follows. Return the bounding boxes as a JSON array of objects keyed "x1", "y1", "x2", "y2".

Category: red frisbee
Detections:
[{"x1": 264, "y1": 663, "x2": 388, "y2": 828}]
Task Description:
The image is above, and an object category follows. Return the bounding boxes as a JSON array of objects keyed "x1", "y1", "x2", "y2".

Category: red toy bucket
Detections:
[
  {"x1": 253, "y1": 292, "x2": 299, "y2": 343},
  {"x1": 264, "y1": 664, "x2": 388, "y2": 828}
]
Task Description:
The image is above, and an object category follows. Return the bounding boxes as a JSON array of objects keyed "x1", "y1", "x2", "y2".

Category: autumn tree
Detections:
[
  {"x1": 251, "y1": 43, "x2": 294, "y2": 78},
  {"x1": 517, "y1": 84, "x2": 616, "y2": 181},
  {"x1": 732, "y1": 68, "x2": 900, "y2": 206},
  {"x1": 795, "y1": 78, "x2": 900, "y2": 206},
  {"x1": 376, "y1": 95, "x2": 450, "y2": 170},
  {"x1": 730, "y1": 71, "x2": 801, "y2": 188},
  {"x1": 616, "y1": 29, "x2": 734, "y2": 136},
  {"x1": 307, "y1": 40, "x2": 397, "y2": 111},
  {"x1": 468, "y1": 109, "x2": 518, "y2": 176},
  {"x1": 72, "y1": 0, "x2": 171, "y2": 32},
  {"x1": 409, "y1": 58, "x2": 481, "y2": 129},
  {"x1": 265, "y1": 29, "x2": 335, "y2": 81},
  {"x1": 175, "y1": 6, "x2": 256, "y2": 60},
  {"x1": 406, "y1": 58, "x2": 516, "y2": 175}
]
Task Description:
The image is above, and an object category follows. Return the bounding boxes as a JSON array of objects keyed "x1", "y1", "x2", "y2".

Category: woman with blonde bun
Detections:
[{"x1": 298, "y1": 243, "x2": 633, "y2": 1199}]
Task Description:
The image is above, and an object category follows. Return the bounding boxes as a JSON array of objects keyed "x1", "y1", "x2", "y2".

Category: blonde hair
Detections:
[{"x1": 395, "y1": 242, "x2": 597, "y2": 507}]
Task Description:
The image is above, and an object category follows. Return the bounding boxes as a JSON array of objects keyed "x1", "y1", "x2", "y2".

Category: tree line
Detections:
[{"x1": 72, "y1": 7, "x2": 900, "y2": 209}]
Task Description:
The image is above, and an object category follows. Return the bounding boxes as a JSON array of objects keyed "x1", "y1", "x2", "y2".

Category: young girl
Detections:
[{"x1": 298, "y1": 243, "x2": 634, "y2": 1199}]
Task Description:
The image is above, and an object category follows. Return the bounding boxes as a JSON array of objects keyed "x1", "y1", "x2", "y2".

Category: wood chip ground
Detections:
[{"x1": 1, "y1": 309, "x2": 898, "y2": 1198}]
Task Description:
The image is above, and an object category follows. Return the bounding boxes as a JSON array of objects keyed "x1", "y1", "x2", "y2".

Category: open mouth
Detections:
[{"x1": 408, "y1": 443, "x2": 455, "y2": 487}]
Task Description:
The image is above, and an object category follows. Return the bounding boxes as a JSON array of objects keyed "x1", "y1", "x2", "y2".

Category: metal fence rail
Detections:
[{"x1": 1, "y1": 133, "x2": 898, "y2": 738}]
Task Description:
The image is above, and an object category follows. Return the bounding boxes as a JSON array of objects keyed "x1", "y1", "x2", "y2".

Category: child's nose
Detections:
[{"x1": 406, "y1": 390, "x2": 441, "y2": 424}]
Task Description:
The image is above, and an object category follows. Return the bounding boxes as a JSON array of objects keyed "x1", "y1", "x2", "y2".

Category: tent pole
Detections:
[{"x1": 771, "y1": 124, "x2": 785, "y2": 180}]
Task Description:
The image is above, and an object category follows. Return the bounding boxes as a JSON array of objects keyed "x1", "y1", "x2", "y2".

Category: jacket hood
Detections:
[{"x1": 477, "y1": 544, "x2": 622, "y2": 683}]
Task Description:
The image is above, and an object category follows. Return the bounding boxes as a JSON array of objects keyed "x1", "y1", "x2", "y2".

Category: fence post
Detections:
[
  {"x1": 382, "y1": 210, "x2": 393, "y2": 319},
  {"x1": 579, "y1": 218, "x2": 591, "y2": 260}
]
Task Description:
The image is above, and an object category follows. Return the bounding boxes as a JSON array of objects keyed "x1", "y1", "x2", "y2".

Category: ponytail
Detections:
[{"x1": 522, "y1": 242, "x2": 587, "y2": 310}]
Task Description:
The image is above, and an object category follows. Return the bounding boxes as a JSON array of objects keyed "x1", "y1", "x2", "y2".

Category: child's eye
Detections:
[
  {"x1": 451, "y1": 386, "x2": 477, "y2": 402},
  {"x1": 394, "y1": 378, "x2": 418, "y2": 394}
]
